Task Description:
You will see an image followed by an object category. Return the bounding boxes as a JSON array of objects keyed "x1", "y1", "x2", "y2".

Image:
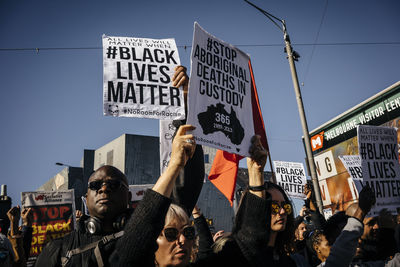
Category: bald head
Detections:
[{"x1": 86, "y1": 165, "x2": 131, "y2": 221}]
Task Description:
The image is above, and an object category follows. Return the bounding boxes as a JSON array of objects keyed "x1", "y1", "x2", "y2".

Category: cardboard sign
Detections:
[
  {"x1": 357, "y1": 125, "x2": 400, "y2": 215},
  {"x1": 103, "y1": 35, "x2": 185, "y2": 120},
  {"x1": 21, "y1": 190, "x2": 75, "y2": 266},
  {"x1": 273, "y1": 161, "x2": 307, "y2": 199},
  {"x1": 186, "y1": 22, "x2": 254, "y2": 156}
]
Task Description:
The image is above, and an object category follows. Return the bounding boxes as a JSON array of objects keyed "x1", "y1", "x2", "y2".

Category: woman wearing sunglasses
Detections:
[
  {"x1": 262, "y1": 182, "x2": 297, "y2": 266},
  {"x1": 154, "y1": 203, "x2": 196, "y2": 266},
  {"x1": 111, "y1": 128, "x2": 276, "y2": 267}
]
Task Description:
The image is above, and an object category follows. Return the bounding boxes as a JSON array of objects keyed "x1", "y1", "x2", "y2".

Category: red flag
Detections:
[{"x1": 208, "y1": 60, "x2": 267, "y2": 205}]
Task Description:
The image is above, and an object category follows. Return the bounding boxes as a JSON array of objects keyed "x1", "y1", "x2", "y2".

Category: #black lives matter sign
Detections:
[
  {"x1": 186, "y1": 22, "x2": 253, "y2": 156},
  {"x1": 273, "y1": 161, "x2": 307, "y2": 199},
  {"x1": 357, "y1": 125, "x2": 400, "y2": 215},
  {"x1": 103, "y1": 35, "x2": 185, "y2": 120}
]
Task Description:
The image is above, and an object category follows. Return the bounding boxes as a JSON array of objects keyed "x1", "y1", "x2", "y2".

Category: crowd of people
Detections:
[{"x1": 1, "y1": 67, "x2": 400, "y2": 267}]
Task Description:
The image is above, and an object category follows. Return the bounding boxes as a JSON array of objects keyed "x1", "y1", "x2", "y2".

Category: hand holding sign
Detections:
[
  {"x1": 172, "y1": 65, "x2": 189, "y2": 113},
  {"x1": 169, "y1": 125, "x2": 196, "y2": 168},
  {"x1": 247, "y1": 135, "x2": 267, "y2": 172},
  {"x1": 247, "y1": 135, "x2": 267, "y2": 198},
  {"x1": 172, "y1": 66, "x2": 189, "y2": 90}
]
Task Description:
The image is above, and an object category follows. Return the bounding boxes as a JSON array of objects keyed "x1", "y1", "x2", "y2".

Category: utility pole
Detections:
[{"x1": 244, "y1": 1, "x2": 324, "y2": 213}]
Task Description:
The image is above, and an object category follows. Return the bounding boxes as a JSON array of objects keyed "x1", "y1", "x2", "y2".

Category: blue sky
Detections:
[{"x1": 1, "y1": 0, "x2": 399, "y2": 212}]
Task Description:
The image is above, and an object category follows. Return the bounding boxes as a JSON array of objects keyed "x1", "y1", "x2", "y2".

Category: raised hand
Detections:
[
  {"x1": 358, "y1": 185, "x2": 376, "y2": 215},
  {"x1": 247, "y1": 135, "x2": 267, "y2": 172},
  {"x1": 172, "y1": 66, "x2": 189, "y2": 89},
  {"x1": 153, "y1": 125, "x2": 196, "y2": 198},
  {"x1": 21, "y1": 207, "x2": 33, "y2": 227},
  {"x1": 7, "y1": 206, "x2": 21, "y2": 236},
  {"x1": 247, "y1": 135, "x2": 267, "y2": 198},
  {"x1": 169, "y1": 125, "x2": 196, "y2": 168}
]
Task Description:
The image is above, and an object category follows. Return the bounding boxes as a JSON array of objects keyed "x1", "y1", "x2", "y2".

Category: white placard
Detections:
[
  {"x1": 103, "y1": 35, "x2": 185, "y2": 120},
  {"x1": 357, "y1": 125, "x2": 400, "y2": 215},
  {"x1": 186, "y1": 22, "x2": 254, "y2": 156},
  {"x1": 339, "y1": 155, "x2": 363, "y2": 181},
  {"x1": 273, "y1": 161, "x2": 307, "y2": 199}
]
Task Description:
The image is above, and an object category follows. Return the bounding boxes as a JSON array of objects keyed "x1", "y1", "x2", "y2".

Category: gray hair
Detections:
[{"x1": 165, "y1": 203, "x2": 190, "y2": 226}]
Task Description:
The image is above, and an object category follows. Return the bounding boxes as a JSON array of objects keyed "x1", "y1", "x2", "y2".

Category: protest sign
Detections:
[
  {"x1": 21, "y1": 190, "x2": 75, "y2": 266},
  {"x1": 186, "y1": 22, "x2": 254, "y2": 156},
  {"x1": 103, "y1": 35, "x2": 185, "y2": 120},
  {"x1": 273, "y1": 161, "x2": 307, "y2": 199},
  {"x1": 339, "y1": 155, "x2": 363, "y2": 181},
  {"x1": 129, "y1": 184, "x2": 153, "y2": 209},
  {"x1": 357, "y1": 125, "x2": 400, "y2": 215}
]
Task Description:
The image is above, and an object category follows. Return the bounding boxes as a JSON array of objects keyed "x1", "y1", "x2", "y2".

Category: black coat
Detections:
[
  {"x1": 110, "y1": 190, "x2": 275, "y2": 267},
  {"x1": 34, "y1": 213, "x2": 128, "y2": 267}
]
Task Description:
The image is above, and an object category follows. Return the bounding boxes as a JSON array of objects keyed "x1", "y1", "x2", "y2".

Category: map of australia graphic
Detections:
[{"x1": 197, "y1": 103, "x2": 245, "y2": 145}]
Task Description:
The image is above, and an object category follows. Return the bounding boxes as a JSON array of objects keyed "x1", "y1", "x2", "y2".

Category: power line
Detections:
[
  {"x1": 302, "y1": 0, "x2": 329, "y2": 85},
  {"x1": 1, "y1": 41, "x2": 399, "y2": 52}
]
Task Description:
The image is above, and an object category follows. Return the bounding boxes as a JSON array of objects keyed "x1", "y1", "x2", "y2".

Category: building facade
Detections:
[{"x1": 39, "y1": 133, "x2": 271, "y2": 231}]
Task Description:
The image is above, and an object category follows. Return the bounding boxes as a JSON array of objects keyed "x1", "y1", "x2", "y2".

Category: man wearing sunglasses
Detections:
[
  {"x1": 34, "y1": 66, "x2": 193, "y2": 267},
  {"x1": 35, "y1": 165, "x2": 132, "y2": 267}
]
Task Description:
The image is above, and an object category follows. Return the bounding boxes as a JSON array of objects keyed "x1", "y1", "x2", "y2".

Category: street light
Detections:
[
  {"x1": 55, "y1": 162, "x2": 73, "y2": 168},
  {"x1": 244, "y1": 0, "x2": 324, "y2": 214}
]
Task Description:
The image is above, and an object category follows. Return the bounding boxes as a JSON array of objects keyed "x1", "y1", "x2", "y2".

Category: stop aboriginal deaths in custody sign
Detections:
[
  {"x1": 103, "y1": 35, "x2": 185, "y2": 120},
  {"x1": 273, "y1": 161, "x2": 307, "y2": 199},
  {"x1": 186, "y1": 22, "x2": 253, "y2": 156},
  {"x1": 357, "y1": 125, "x2": 400, "y2": 215}
]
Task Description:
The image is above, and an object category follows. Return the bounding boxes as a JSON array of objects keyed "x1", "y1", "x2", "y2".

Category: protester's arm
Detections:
[
  {"x1": 192, "y1": 205, "x2": 214, "y2": 260},
  {"x1": 303, "y1": 184, "x2": 326, "y2": 230},
  {"x1": 6, "y1": 206, "x2": 27, "y2": 267},
  {"x1": 247, "y1": 135, "x2": 267, "y2": 198},
  {"x1": 152, "y1": 124, "x2": 196, "y2": 197},
  {"x1": 111, "y1": 125, "x2": 196, "y2": 267},
  {"x1": 323, "y1": 186, "x2": 375, "y2": 267},
  {"x1": 170, "y1": 66, "x2": 205, "y2": 215},
  {"x1": 21, "y1": 207, "x2": 33, "y2": 261},
  {"x1": 230, "y1": 136, "x2": 271, "y2": 265}
]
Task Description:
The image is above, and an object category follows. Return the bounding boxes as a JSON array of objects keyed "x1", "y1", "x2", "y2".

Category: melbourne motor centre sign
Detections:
[{"x1": 308, "y1": 81, "x2": 400, "y2": 216}]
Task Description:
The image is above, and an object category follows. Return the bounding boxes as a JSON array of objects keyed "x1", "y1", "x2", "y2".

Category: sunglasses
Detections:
[
  {"x1": 271, "y1": 201, "x2": 292, "y2": 215},
  {"x1": 88, "y1": 179, "x2": 128, "y2": 191},
  {"x1": 366, "y1": 218, "x2": 378, "y2": 226},
  {"x1": 163, "y1": 226, "x2": 195, "y2": 242}
]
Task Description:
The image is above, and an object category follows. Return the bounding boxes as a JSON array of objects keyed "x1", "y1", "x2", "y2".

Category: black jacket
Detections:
[
  {"x1": 111, "y1": 189, "x2": 274, "y2": 267},
  {"x1": 34, "y1": 212, "x2": 129, "y2": 267}
]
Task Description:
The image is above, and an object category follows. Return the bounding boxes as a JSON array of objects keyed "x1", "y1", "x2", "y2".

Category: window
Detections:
[{"x1": 106, "y1": 150, "x2": 114, "y2": 165}]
